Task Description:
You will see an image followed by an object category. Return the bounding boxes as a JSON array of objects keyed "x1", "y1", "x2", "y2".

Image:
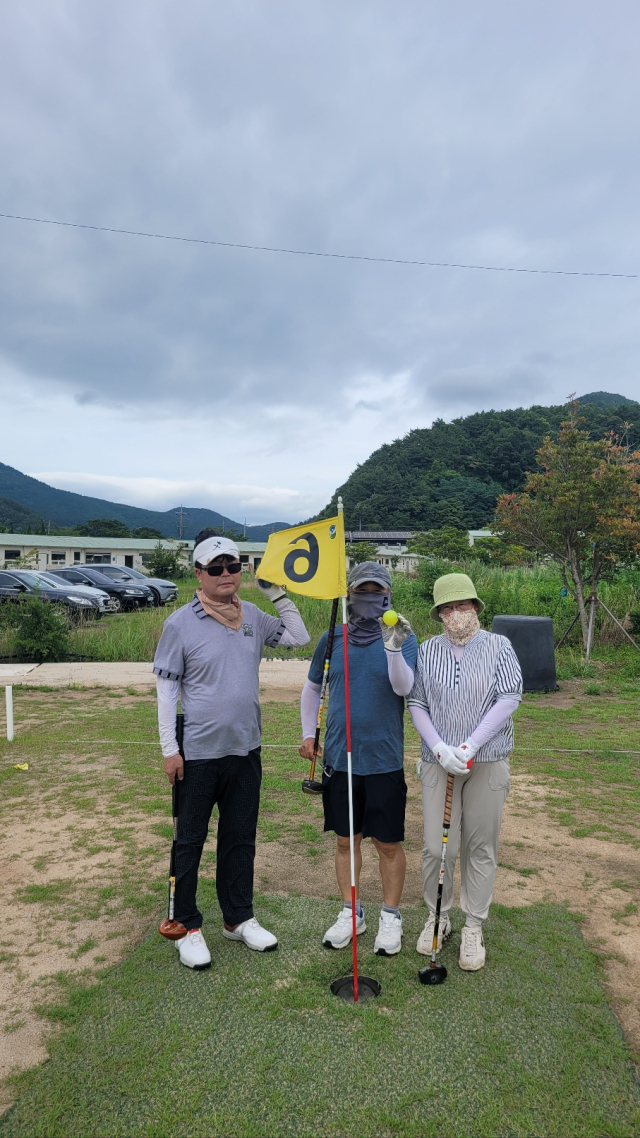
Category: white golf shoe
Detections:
[
  {"x1": 323, "y1": 907, "x2": 366, "y2": 949},
  {"x1": 459, "y1": 926, "x2": 486, "y2": 971},
  {"x1": 374, "y1": 910, "x2": 403, "y2": 956},
  {"x1": 175, "y1": 928, "x2": 212, "y2": 970},
  {"x1": 416, "y1": 912, "x2": 452, "y2": 956},
  {"x1": 223, "y1": 917, "x2": 278, "y2": 952}
]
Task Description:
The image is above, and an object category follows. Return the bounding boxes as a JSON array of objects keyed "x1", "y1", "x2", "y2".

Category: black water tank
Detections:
[{"x1": 491, "y1": 615, "x2": 558, "y2": 692}]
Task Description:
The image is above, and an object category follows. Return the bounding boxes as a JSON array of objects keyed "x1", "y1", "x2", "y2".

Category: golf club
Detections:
[
  {"x1": 158, "y1": 711, "x2": 187, "y2": 941},
  {"x1": 302, "y1": 596, "x2": 339, "y2": 795},
  {"x1": 419, "y1": 768, "x2": 456, "y2": 985}
]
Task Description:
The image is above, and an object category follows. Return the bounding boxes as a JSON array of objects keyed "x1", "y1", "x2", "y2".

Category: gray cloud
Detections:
[{"x1": 1, "y1": 1, "x2": 639, "y2": 522}]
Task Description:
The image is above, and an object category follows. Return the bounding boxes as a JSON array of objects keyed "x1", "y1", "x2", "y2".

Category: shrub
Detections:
[
  {"x1": 13, "y1": 598, "x2": 71, "y2": 662},
  {"x1": 143, "y1": 541, "x2": 190, "y2": 580}
]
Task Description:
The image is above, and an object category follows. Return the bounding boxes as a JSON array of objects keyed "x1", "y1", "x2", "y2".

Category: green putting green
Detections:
[{"x1": 2, "y1": 894, "x2": 639, "y2": 1138}]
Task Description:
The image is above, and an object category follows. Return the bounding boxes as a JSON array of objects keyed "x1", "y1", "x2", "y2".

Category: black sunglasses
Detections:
[{"x1": 201, "y1": 561, "x2": 242, "y2": 577}]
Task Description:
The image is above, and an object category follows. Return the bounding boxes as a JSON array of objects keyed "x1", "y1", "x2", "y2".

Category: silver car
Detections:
[
  {"x1": 35, "y1": 571, "x2": 116, "y2": 614},
  {"x1": 95, "y1": 564, "x2": 179, "y2": 606}
]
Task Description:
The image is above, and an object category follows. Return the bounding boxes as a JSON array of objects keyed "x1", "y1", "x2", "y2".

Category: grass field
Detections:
[
  {"x1": 0, "y1": 679, "x2": 639, "y2": 1135},
  {"x1": 2, "y1": 895, "x2": 638, "y2": 1138}
]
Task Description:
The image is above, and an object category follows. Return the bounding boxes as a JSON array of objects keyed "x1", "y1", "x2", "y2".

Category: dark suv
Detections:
[
  {"x1": 0, "y1": 570, "x2": 99, "y2": 619},
  {"x1": 50, "y1": 567, "x2": 154, "y2": 612}
]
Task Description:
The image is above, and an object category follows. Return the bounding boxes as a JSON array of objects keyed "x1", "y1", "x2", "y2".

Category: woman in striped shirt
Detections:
[{"x1": 407, "y1": 573, "x2": 522, "y2": 971}]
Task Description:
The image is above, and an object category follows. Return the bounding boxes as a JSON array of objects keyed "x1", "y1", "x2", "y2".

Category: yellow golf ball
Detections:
[{"x1": 382, "y1": 609, "x2": 399, "y2": 626}]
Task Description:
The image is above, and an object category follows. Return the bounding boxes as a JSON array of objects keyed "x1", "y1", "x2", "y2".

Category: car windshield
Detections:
[
  {"x1": 11, "y1": 571, "x2": 48, "y2": 587},
  {"x1": 97, "y1": 567, "x2": 131, "y2": 580}
]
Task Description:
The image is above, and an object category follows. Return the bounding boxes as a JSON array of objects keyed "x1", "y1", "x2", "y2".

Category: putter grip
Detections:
[
  {"x1": 176, "y1": 712, "x2": 185, "y2": 759},
  {"x1": 443, "y1": 774, "x2": 455, "y2": 827}
]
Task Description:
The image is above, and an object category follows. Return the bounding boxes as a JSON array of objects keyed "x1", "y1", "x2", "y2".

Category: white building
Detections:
[{"x1": 0, "y1": 534, "x2": 270, "y2": 574}]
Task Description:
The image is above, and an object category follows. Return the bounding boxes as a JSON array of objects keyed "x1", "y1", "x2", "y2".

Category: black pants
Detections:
[{"x1": 175, "y1": 749, "x2": 261, "y2": 930}]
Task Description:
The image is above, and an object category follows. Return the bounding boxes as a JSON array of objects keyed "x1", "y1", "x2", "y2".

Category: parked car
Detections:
[
  {"x1": 0, "y1": 570, "x2": 99, "y2": 619},
  {"x1": 50, "y1": 567, "x2": 154, "y2": 612},
  {"x1": 33, "y1": 570, "x2": 115, "y2": 616},
  {"x1": 94, "y1": 564, "x2": 179, "y2": 606}
]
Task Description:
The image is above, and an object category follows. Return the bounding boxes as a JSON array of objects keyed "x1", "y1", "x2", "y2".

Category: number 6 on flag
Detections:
[{"x1": 256, "y1": 511, "x2": 346, "y2": 600}]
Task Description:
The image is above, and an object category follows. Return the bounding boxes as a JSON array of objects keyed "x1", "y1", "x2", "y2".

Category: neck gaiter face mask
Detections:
[
  {"x1": 347, "y1": 592, "x2": 390, "y2": 646},
  {"x1": 441, "y1": 607, "x2": 481, "y2": 647}
]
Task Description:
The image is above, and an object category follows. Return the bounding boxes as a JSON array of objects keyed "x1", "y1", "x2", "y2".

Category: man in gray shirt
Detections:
[{"x1": 155, "y1": 530, "x2": 309, "y2": 970}]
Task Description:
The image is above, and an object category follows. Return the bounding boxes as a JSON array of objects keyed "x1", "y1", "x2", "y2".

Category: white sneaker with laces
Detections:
[
  {"x1": 223, "y1": 917, "x2": 278, "y2": 952},
  {"x1": 374, "y1": 910, "x2": 403, "y2": 956},
  {"x1": 323, "y1": 907, "x2": 366, "y2": 949},
  {"x1": 416, "y1": 912, "x2": 452, "y2": 956},
  {"x1": 459, "y1": 925, "x2": 486, "y2": 971},
  {"x1": 175, "y1": 928, "x2": 212, "y2": 970}
]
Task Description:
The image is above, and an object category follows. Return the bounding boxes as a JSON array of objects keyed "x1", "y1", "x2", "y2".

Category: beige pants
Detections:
[{"x1": 420, "y1": 759, "x2": 511, "y2": 924}]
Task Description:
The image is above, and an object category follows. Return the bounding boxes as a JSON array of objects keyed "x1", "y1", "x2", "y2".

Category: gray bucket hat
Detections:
[{"x1": 347, "y1": 561, "x2": 392, "y2": 590}]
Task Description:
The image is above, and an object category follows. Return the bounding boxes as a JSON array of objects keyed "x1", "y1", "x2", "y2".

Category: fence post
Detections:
[{"x1": 5, "y1": 686, "x2": 14, "y2": 742}]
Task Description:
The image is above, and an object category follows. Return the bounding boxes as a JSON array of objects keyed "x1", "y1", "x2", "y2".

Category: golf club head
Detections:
[
  {"x1": 302, "y1": 779, "x2": 324, "y2": 796},
  {"x1": 418, "y1": 963, "x2": 448, "y2": 985},
  {"x1": 158, "y1": 918, "x2": 188, "y2": 941}
]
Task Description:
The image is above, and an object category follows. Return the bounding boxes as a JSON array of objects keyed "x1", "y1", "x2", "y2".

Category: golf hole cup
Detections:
[{"x1": 382, "y1": 610, "x2": 398, "y2": 626}]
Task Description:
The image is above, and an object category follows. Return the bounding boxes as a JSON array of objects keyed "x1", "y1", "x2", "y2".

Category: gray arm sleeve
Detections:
[{"x1": 273, "y1": 597, "x2": 310, "y2": 647}]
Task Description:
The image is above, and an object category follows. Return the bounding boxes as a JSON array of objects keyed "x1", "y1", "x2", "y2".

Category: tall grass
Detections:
[{"x1": 2, "y1": 566, "x2": 639, "y2": 677}]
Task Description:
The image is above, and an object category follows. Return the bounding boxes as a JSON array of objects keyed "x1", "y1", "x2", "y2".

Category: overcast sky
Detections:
[{"x1": 1, "y1": 1, "x2": 639, "y2": 524}]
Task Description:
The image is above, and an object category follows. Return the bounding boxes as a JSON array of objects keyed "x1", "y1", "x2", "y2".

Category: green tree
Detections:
[
  {"x1": 74, "y1": 519, "x2": 131, "y2": 537},
  {"x1": 495, "y1": 409, "x2": 640, "y2": 649},
  {"x1": 346, "y1": 541, "x2": 379, "y2": 564},
  {"x1": 131, "y1": 527, "x2": 164, "y2": 539},
  {"x1": 14, "y1": 598, "x2": 71, "y2": 662},
  {"x1": 470, "y1": 536, "x2": 530, "y2": 566},
  {"x1": 408, "y1": 527, "x2": 470, "y2": 561},
  {"x1": 144, "y1": 541, "x2": 189, "y2": 580}
]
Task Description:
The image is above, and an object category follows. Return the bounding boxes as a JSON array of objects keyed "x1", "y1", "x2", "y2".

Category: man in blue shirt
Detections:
[{"x1": 299, "y1": 563, "x2": 417, "y2": 956}]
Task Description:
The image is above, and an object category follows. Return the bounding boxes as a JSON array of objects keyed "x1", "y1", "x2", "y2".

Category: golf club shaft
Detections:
[
  {"x1": 308, "y1": 597, "x2": 339, "y2": 782},
  {"x1": 168, "y1": 712, "x2": 184, "y2": 921},
  {"x1": 431, "y1": 773, "x2": 455, "y2": 965}
]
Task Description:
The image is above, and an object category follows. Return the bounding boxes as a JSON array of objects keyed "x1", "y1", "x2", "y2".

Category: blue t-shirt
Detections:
[{"x1": 309, "y1": 629, "x2": 418, "y2": 776}]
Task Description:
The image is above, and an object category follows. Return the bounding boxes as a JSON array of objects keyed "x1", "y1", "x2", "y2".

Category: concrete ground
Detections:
[{"x1": 0, "y1": 659, "x2": 309, "y2": 696}]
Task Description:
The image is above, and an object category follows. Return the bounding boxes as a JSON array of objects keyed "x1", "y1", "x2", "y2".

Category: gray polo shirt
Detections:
[{"x1": 153, "y1": 596, "x2": 287, "y2": 761}]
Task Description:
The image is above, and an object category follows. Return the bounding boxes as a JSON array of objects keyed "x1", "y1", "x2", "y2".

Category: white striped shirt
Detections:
[{"x1": 407, "y1": 630, "x2": 523, "y2": 762}]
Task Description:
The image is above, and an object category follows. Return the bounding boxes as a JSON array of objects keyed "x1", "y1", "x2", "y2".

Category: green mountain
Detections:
[
  {"x1": 576, "y1": 391, "x2": 639, "y2": 409},
  {"x1": 315, "y1": 395, "x2": 640, "y2": 530},
  {"x1": 0, "y1": 495, "x2": 44, "y2": 534},
  {"x1": 0, "y1": 463, "x2": 291, "y2": 540}
]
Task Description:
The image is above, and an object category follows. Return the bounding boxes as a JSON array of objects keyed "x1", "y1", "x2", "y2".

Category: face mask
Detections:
[
  {"x1": 346, "y1": 591, "x2": 390, "y2": 645},
  {"x1": 441, "y1": 607, "x2": 481, "y2": 646},
  {"x1": 348, "y1": 593, "x2": 390, "y2": 621}
]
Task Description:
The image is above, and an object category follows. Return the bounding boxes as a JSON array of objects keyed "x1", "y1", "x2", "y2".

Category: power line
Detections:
[{"x1": 0, "y1": 210, "x2": 636, "y2": 280}]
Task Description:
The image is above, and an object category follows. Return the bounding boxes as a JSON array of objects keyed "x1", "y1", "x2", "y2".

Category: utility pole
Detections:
[{"x1": 176, "y1": 505, "x2": 189, "y2": 540}]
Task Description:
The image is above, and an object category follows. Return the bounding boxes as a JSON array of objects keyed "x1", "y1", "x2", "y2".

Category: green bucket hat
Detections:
[{"x1": 430, "y1": 573, "x2": 485, "y2": 622}]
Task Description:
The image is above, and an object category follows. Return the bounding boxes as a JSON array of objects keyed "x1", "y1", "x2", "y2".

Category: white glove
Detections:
[
  {"x1": 257, "y1": 578, "x2": 287, "y2": 604},
  {"x1": 453, "y1": 740, "x2": 479, "y2": 765},
  {"x1": 378, "y1": 612, "x2": 413, "y2": 652},
  {"x1": 433, "y1": 740, "x2": 471, "y2": 776}
]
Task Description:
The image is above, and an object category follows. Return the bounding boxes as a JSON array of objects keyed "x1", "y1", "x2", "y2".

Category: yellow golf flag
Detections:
[{"x1": 257, "y1": 514, "x2": 346, "y2": 599}]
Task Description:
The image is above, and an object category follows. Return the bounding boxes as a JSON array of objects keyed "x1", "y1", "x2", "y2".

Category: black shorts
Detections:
[{"x1": 323, "y1": 769, "x2": 407, "y2": 844}]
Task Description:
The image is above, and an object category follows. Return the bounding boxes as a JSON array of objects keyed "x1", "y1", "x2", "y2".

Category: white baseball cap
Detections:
[{"x1": 193, "y1": 536, "x2": 240, "y2": 566}]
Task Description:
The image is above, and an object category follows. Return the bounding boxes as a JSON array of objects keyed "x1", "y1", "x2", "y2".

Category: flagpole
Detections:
[
  {"x1": 338, "y1": 500, "x2": 358, "y2": 1002},
  {"x1": 341, "y1": 592, "x2": 358, "y2": 1002}
]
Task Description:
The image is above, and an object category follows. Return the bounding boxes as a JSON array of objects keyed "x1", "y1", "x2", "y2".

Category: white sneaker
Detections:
[
  {"x1": 223, "y1": 917, "x2": 278, "y2": 952},
  {"x1": 416, "y1": 912, "x2": 452, "y2": 956},
  {"x1": 374, "y1": 910, "x2": 403, "y2": 956},
  {"x1": 175, "y1": 928, "x2": 211, "y2": 970},
  {"x1": 323, "y1": 907, "x2": 366, "y2": 949},
  {"x1": 459, "y1": 925, "x2": 486, "y2": 971}
]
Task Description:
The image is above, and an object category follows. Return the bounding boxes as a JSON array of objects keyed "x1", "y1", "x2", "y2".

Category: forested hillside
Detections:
[
  {"x1": 0, "y1": 463, "x2": 290, "y2": 539},
  {"x1": 314, "y1": 395, "x2": 640, "y2": 530},
  {"x1": 0, "y1": 495, "x2": 44, "y2": 534}
]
